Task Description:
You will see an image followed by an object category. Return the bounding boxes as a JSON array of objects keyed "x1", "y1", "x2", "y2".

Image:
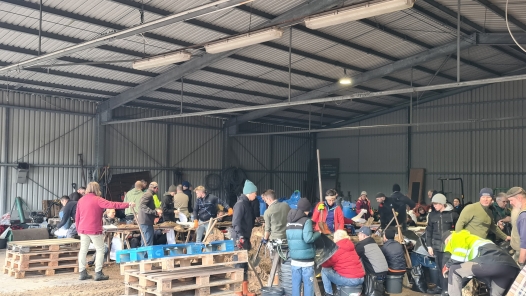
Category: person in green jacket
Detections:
[
  {"x1": 455, "y1": 188, "x2": 510, "y2": 242},
  {"x1": 443, "y1": 230, "x2": 519, "y2": 296},
  {"x1": 124, "y1": 181, "x2": 144, "y2": 222}
]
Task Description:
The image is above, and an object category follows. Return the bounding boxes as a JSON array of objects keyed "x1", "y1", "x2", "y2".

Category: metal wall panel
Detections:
[{"x1": 318, "y1": 81, "x2": 526, "y2": 204}]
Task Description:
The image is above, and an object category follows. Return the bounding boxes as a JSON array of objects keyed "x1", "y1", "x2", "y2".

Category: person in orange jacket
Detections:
[{"x1": 312, "y1": 189, "x2": 345, "y2": 233}]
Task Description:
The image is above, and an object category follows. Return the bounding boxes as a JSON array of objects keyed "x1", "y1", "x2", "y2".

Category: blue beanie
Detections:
[
  {"x1": 243, "y1": 180, "x2": 257, "y2": 195},
  {"x1": 182, "y1": 181, "x2": 190, "y2": 188}
]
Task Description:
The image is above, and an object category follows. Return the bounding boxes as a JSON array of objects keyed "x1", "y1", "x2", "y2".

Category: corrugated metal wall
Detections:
[
  {"x1": 0, "y1": 90, "x2": 310, "y2": 216},
  {"x1": 318, "y1": 80, "x2": 526, "y2": 206}
]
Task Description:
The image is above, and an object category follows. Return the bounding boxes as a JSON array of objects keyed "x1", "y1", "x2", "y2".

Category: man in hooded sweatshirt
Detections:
[
  {"x1": 286, "y1": 198, "x2": 321, "y2": 296},
  {"x1": 161, "y1": 185, "x2": 177, "y2": 222},
  {"x1": 232, "y1": 179, "x2": 259, "y2": 292},
  {"x1": 182, "y1": 181, "x2": 193, "y2": 213},
  {"x1": 389, "y1": 184, "x2": 416, "y2": 230}
]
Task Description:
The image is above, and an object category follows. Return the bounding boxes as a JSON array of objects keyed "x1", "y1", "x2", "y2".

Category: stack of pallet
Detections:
[
  {"x1": 119, "y1": 240, "x2": 248, "y2": 296},
  {"x1": 3, "y1": 238, "x2": 80, "y2": 279}
]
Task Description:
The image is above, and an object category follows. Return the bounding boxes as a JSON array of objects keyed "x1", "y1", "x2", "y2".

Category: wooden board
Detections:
[
  {"x1": 7, "y1": 238, "x2": 80, "y2": 252},
  {"x1": 124, "y1": 284, "x2": 241, "y2": 296},
  {"x1": 120, "y1": 250, "x2": 248, "y2": 275},
  {"x1": 3, "y1": 265, "x2": 78, "y2": 279},
  {"x1": 10, "y1": 229, "x2": 50, "y2": 242}
]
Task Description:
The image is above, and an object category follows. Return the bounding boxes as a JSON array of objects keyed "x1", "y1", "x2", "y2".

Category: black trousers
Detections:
[{"x1": 435, "y1": 250, "x2": 447, "y2": 289}]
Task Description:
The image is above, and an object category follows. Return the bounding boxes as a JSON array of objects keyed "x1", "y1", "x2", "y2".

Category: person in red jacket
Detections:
[
  {"x1": 321, "y1": 230, "x2": 365, "y2": 295},
  {"x1": 76, "y1": 182, "x2": 134, "y2": 281},
  {"x1": 356, "y1": 191, "x2": 373, "y2": 220},
  {"x1": 312, "y1": 189, "x2": 344, "y2": 233}
]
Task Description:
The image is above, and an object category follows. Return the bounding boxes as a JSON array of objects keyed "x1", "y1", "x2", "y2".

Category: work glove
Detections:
[
  {"x1": 193, "y1": 220, "x2": 198, "y2": 229},
  {"x1": 317, "y1": 203, "x2": 325, "y2": 210},
  {"x1": 227, "y1": 208, "x2": 233, "y2": 216},
  {"x1": 442, "y1": 265, "x2": 449, "y2": 278},
  {"x1": 261, "y1": 238, "x2": 268, "y2": 245},
  {"x1": 236, "y1": 237, "x2": 245, "y2": 249}
]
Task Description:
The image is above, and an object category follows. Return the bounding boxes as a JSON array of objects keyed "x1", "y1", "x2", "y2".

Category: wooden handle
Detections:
[{"x1": 317, "y1": 149, "x2": 323, "y2": 203}]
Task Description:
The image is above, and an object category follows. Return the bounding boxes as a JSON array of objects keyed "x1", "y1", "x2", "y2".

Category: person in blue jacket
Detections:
[{"x1": 286, "y1": 198, "x2": 321, "y2": 296}]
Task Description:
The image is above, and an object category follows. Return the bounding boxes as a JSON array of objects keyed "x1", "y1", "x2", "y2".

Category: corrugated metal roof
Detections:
[{"x1": 0, "y1": 0, "x2": 524, "y2": 128}]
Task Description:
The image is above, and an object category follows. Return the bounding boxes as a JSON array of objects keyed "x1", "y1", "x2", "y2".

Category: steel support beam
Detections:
[
  {"x1": 95, "y1": 0, "x2": 349, "y2": 115},
  {"x1": 224, "y1": 34, "x2": 478, "y2": 127},
  {"x1": 477, "y1": 33, "x2": 526, "y2": 45},
  {"x1": 105, "y1": 70, "x2": 526, "y2": 125},
  {"x1": 0, "y1": 0, "x2": 253, "y2": 73},
  {"x1": 0, "y1": 107, "x2": 8, "y2": 214},
  {"x1": 473, "y1": 0, "x2": 526, "y2": 32}
]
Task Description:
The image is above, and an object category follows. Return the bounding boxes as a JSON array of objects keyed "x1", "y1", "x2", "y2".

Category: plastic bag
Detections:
[
  {"x1": 1, "y1": 213, "x2": 10, "y2": 225},
  {"x1": 0, "y1": 227, "x2": 10, "y2": 239},
  {"x1": 54, "y1": 227, "x2": 68, "y2": 238},
  {"x1": 110, "y1": 237, "x2": 123, "y2": 261},
  {"x1": 314, "y1": 234, "x2": 338, "y2": 268},
  {"x1": 166, "y1": 229, "x2": 176, "y2": 244}
]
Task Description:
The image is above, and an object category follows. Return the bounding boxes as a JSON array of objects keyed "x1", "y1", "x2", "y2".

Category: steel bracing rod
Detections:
[
  {"x1": 95, "y1": 0, "x2": 351, "y2": 113},
  {"x1": 104, "y1": 72, "x2": 526, "y2": 125},
  {"x1": 223, "y1": 34, "x2": 478, "y2": 127},
  {"x1": 232, "y1": 115, "x2": 525, "y2": 137},
  {"x1": 0, "y1": 0, "x2": 253, "y2": 73}
]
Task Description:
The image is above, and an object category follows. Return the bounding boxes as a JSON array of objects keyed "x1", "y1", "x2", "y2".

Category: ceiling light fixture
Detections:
[
  {"x1": 339, "y1": 69, "x2": 352, "y2": 85},
  {"x1": 305, "y1": 0, "x2": 416, "y2": 29},
  {"x1": 204, "y1": 28, "x2": 283, "y2": 54},
  {"x1": 132, "y1": 51, "x2": 192, "y2": 70}
]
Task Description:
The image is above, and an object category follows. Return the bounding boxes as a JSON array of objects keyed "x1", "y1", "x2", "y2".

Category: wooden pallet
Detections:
[
  {"x1": 7, "y1": 238, "x2": 81, "y2": 253},
  {"x1": 3, "y1": 265, "x2": 79, "y2": 279},
  {"x1": 6, "y1": 256, "x2": 78, "y2": 270},
  {"x1": 120, "y1": 250, "x2": 248, "y2": 275},
  {"x1": 124, "y1": 266, "x2": 243, "y2": 295},
  {"x1": 124, "y1": 283, "x2": 241, "y2": 296}
]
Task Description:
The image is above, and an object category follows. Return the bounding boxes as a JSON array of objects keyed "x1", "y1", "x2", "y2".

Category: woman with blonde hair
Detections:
[
  {"x1": 320, "y1": 229, "x2": 365, "y2": 296},
  {"x1": 76, "y1": 182, "x2": 134, "y2": 281}
]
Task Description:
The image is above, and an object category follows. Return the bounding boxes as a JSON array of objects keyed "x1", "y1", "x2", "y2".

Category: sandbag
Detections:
[{"x1": 314, "y1": 234, "x2": 338, "y2": 268}]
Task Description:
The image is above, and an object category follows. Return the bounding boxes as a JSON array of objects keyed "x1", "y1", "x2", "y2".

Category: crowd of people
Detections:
[{"x1": 52, "y1": 177, "x2": 526, "y2": 296}]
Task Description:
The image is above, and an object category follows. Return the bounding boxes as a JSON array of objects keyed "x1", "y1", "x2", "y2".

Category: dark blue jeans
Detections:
[
  {"x1": 139, "y1": 224, "x2": 154, "y2": 247},
  {"x1": 321, "y1": 267, "x2": 364, "y2": 294}
]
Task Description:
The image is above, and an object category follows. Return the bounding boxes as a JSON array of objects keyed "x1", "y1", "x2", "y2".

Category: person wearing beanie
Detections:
[
  {"x1": 456, "y1": 188, "x2": 510, "y2": 241},
  {"x1": 286, "y1": 198, "x2": 320, "y2": 296},
  {"x1": 389, "y1": 183, "x2": 416, "y2": 230},
  {"x1": 182, "y1": 181, "x2": 193, "y2": 213},
  {"x1": 161, "y1": 185, "x2": 178, "y2": 222},
  {"x1": 231, "y1": 179, "x2": 260, "y2": 285},
  {"x1": 321, "y1": 230, "x2": 365, "y2": 296},
  {"x1": 381, "y1": 227, "x2": 407, "y2": 275},
  {"x1": 312, "y1": 189, "x2": 345, "y2": 233},
  {"x1": 424, "y1": 193, "x2": 459, "y2": 294},
  {"x1": 355, "y1": 226, "x2": 388, "y2": 295},
  {"x1": 375, "y1": 192, "x2": 394, "y2": 229},
  {"x1": 193, "y1": 186, "x2": 231, "y2": 243}
]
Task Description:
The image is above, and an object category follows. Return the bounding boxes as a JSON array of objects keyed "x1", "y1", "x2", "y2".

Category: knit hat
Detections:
[
  {"x1": 182, "y1": 181, "x2": 191, "y2": 188},
  {"x1": 361, "y1": 191, "x2": 367, "y2": 196},
  {"x1": 393, "y1": 184, "x2": 401, "y2": 192},
  {"x1": 507, "y1": 187, "x2": 525, "y2": 198},
  {"x1": 384, "y1": 228, "x2": 396, "y2": 240},
  {"x1": 168, "y1": 185, "x2": 177, "y2": 193},
  {"x1": 479, "y1": 188, "x2": 494, "y2": 198},
  {"x1": 431, "y1": 193, "x2": 447, "y2": 205},
  {"x1": 356, "y1": 226, "x2": 372, "y2": 236},
  {"x1": 375, "y1": 192, "x2": 386, "y2": 198},
  {"x1": 243, "y1": 179, "x2": 257, "y2": 195},
  {"x1": 297, "y1": 198, "x2": 312, "y2": 213}
]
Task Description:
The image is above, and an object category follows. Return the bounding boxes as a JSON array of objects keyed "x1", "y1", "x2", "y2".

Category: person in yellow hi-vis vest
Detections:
[{"x1": 442, "y1": 230, "x2": 520, "y2": 296}]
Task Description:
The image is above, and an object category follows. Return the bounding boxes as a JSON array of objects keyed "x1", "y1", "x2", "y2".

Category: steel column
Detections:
[{"x1": 0, "y1": 107, "x2": 8, "y2": 214}]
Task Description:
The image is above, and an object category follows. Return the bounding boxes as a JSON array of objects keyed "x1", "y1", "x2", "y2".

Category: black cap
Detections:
[
  {"x1": 393, "y1": 184, "x2": 401, "y2": 192},
  {"x1": 384, "y1": 228, "x2": 396, "y2": 240}
]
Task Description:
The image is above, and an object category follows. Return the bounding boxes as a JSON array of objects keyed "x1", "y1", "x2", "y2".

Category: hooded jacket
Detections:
[
  {"x1": 444, "y1": 230, "x2": 519, "y2": 270},
  {"x1": 321, "y1": 238, "x2": 365, "y2": 279},
  {"x1": 381, "y1": 239, "x2": 407, "y2": 272},
  {"x1": 193, "y1": 193, "x2": 230, "y2": 222},
  {"x1": 425, "y1": 207, "x2": 459, "y2": 251},
  {"x1": 389, "y1": 191, "x2": 416, "y2": 224},
  {"x1": 312, "y1": 201, "x2": 344, "y2": 232},
  {"x1": 161, "y1": 192, "x2": 175, "y2": 222},
  {"x1": 286, "y1": 209, "x2": 320, "y2": 261},
  {"x1": 232, "y1": 194, "x2": 258, "y2": 248}
]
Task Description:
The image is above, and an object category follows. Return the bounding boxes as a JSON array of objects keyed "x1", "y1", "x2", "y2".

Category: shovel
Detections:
[{"x1": 250, "y1": 240, "x2": 264, "y2": 266}]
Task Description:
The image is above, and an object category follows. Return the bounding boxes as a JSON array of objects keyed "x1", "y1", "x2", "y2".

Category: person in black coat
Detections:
[
  {"x1": 425, "y1": 193, "x2": 459, "y2": 294},
  {"x1": 375, "y1": 192, "x2": 394, "y2": 229},
  {"x1": 381, "y1": 228, "x2": 407, "y2": 275},
  {"x1": 182, "y1": 181, "x2": 193, "y2": 213},
  {"x1": 389, "y1": 184, "x2": 416, "y2": 230}
]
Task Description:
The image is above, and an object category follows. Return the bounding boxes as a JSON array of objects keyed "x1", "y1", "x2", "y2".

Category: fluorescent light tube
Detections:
[
  {"x1": 305, "y1": 0, "x2": 415, "y2": 29},
  {"x1": 133, "y1": 51, "x2": 192, "y2": 70},
  {"x1": 205, "y1": 28, "x2": 283, "y2": 54}
]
